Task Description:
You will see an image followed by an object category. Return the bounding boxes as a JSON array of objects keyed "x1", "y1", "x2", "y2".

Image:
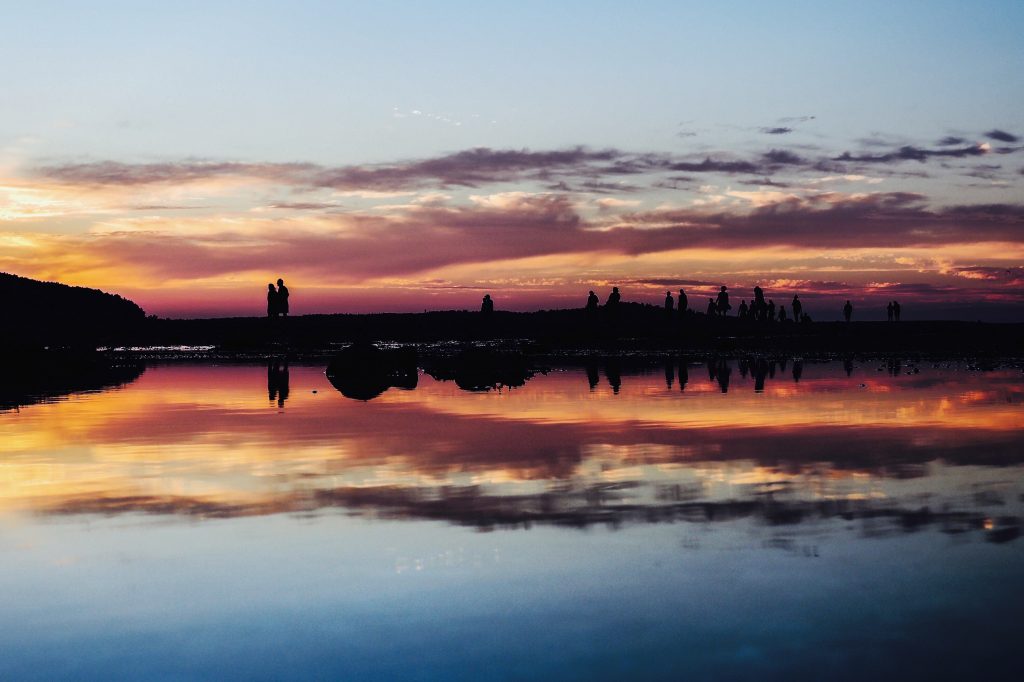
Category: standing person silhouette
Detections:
[
  {"x1": 678, "y1": 289, "x2": 688, "y2": 315},
  {"x1": 267, "y1": 283, "x2": 278, "y2": 318},
  {"x1": 843, "y1": 300, "x2": 853, "y2": 322},
  {"x1": 480, "y1": 294, "x2": 494, "y2": 315},
  {"x1": 605, "y1": 286, "x2": 621, "y2": 309},
  {"x1": 276, "y1": 279, "x2": 289, "y2": 316},
  {"x1": 792, "y1": 295, "x2": 802, "y2": 321},
  {"x1": 893, "y1": 300, "x2": 901, "y2": 321},
  {"x1": 706, "y1": 298, "x2": 717, "y2": 316},
  {"x1": 586, "y1": 290, "x2": 599, "y2": 312},
  {"x1": 664, "y1": 291, "x2": 674, "y2": 314},
  {"x1": 752, "y1": 286, "x2": 766, "y2": 320},
  {"x1": 715, "y1": 286, "x2": 731, "y2": 316}
]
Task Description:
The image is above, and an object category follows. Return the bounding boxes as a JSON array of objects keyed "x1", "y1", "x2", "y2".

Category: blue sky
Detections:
[{"x1": 3, "y1": 0, "x2": 1020, "y2": 162}]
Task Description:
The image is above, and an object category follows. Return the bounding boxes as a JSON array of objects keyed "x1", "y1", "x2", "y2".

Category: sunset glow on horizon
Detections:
[{"x1": 2, "y1": 1, "x2": 1022, "y2": 320}]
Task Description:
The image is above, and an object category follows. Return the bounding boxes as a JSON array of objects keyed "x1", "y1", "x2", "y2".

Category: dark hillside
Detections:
[{"x1": 0, "y1": 272, "x2": 146, "y2": 348}]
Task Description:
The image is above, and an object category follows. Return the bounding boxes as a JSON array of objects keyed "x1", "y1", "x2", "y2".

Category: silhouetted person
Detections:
[
  {"x1": 715, "y1": 359, "x2": 731, "y2": 393},
  {"x1": 706, "y1": 298, "x2": 717, "y2": 316},
  {"x1": 792, "y1": 295, "x2": 802, "y2": 321},
  {"x1": 664, "y1": 291, "x2": 674, "y2": 314},
  {"x1": 605, "y1": 286, "x2": 621, "y2": 309},
  {"x1": 778, "y1": 305, "x2": 787, "y2": 322},
  {"x1": 753, "y1": 286, "x2": 766, "y2": 320},
  {"x1": 277, "y1": 279, "x2": 289, "y2": 316},
  {"x1": 843, "y1": 300, "x2": 853, "y2": 322},
  {"x1": 678, "y1": 289, "x2": 688, "y2": 315},
  {"x1": 887, "y1": 301, "x2": 894, "y2": 322},
  {"x1": 480, "y1": 294, "x2": 494, "y2": 315},
  {"x1": 738, "y1": 300, "x2": 748, "y2": 319},
  {"x1": 716, "y1": 286, "x2": 731, "y2": 316},
  {"x1": 766, "y1": 299, "x2": 775, "y2": 321},
  {"x1": 605, "y1": 359, "x2": 621, "y2": 394},
  {"x1": 267, "y1": 283, "x2": 278, "y2": 318},
  {"x1": 268, "y1": 359, "x2": 290, "y2": 407},
  {"x1": 893, "y1": 300, "x2": 901, "y2": 321},
  {"x1": 586, "y1": 290, "x2": 599, "y2": 313},
  {"x1": 753, "y1": 358, "x2": 768, "y2": 392}
]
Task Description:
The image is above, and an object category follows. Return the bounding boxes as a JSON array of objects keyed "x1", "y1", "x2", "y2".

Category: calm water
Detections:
[{"x1": 1, "y1": 360, "x2": 1022, "y2": 680}]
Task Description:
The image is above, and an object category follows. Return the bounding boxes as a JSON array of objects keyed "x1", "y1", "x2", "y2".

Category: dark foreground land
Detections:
[
  {"x1": 127, "y1": 306, "x2": 1022, "y2": 359},
  {"x1": 5, "y1": 303, "x2": 1023, "y2": 359},
  {"x1": 3, "y1": 309, "x2": 1022, "y2": 409}
]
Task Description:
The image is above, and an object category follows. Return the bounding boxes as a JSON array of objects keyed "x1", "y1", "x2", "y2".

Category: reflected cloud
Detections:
[
  {"x1": 3, "y1": 363, "x2": 1022, "y2": 545},
  {"x1": 32, "y1": 481, "x2": 1022, "y2": 547}
]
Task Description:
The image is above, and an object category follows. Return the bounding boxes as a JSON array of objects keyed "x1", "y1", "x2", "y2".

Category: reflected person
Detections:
[{"x1": 268, "y1": 360, "x2": 290, "y2": 407}]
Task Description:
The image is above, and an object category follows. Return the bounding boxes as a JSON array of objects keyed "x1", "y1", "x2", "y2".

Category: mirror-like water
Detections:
[{"x1": 1, "y1": 361, "x2": 1022, "y2": 680}]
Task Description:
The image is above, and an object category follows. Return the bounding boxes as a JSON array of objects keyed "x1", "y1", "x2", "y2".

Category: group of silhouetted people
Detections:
[
  {"x1": 476, "y1": 286, "x2": 904, "y2": 325},
  {"x1": 267, "y1": 279, "x2": 290, "y2": 318},
  {"x1": 712, "y1": 286, "x2": 814, "y2": 324}
]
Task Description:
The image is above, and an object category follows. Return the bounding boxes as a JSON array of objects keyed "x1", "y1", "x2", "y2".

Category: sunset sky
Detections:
[{"x1": 1, "y1": 1, "x2": 1022, "y2": 319}]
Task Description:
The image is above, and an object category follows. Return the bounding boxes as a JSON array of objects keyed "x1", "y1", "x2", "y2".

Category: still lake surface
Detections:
[{"x1": 1, "y1": 360, "x2": 1022, "y2": 680}]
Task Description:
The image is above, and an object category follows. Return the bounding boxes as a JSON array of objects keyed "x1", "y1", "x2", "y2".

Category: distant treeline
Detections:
[{"x1": 0, "y1": 272, "x2": 146, "y2": 348}]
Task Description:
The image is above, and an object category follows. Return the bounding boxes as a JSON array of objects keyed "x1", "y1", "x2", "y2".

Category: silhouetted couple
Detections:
[
  {"x1": 267, "y1": 279, "x2": 290, "y2": 317},
  {"x1": 480, "y1": 294, "x2": 494, "y2": 316},
  {"x1": 886, "y1": 300, "x2": 901, "y2": 322}
]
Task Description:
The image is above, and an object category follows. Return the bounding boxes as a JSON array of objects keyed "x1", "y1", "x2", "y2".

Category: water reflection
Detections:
[
  {"x1": 2, "y1": 361, "x2": 1021, "y2": 544},
  {"x1": 3, "y1": 359, "x2": 1024, "y2": 679},
  {"x1": 0, "y1": 354, "x2": 144, "y2": 411},
  {"x1": 267, "y1": 359, "x2": 289, "y2": 407}
]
